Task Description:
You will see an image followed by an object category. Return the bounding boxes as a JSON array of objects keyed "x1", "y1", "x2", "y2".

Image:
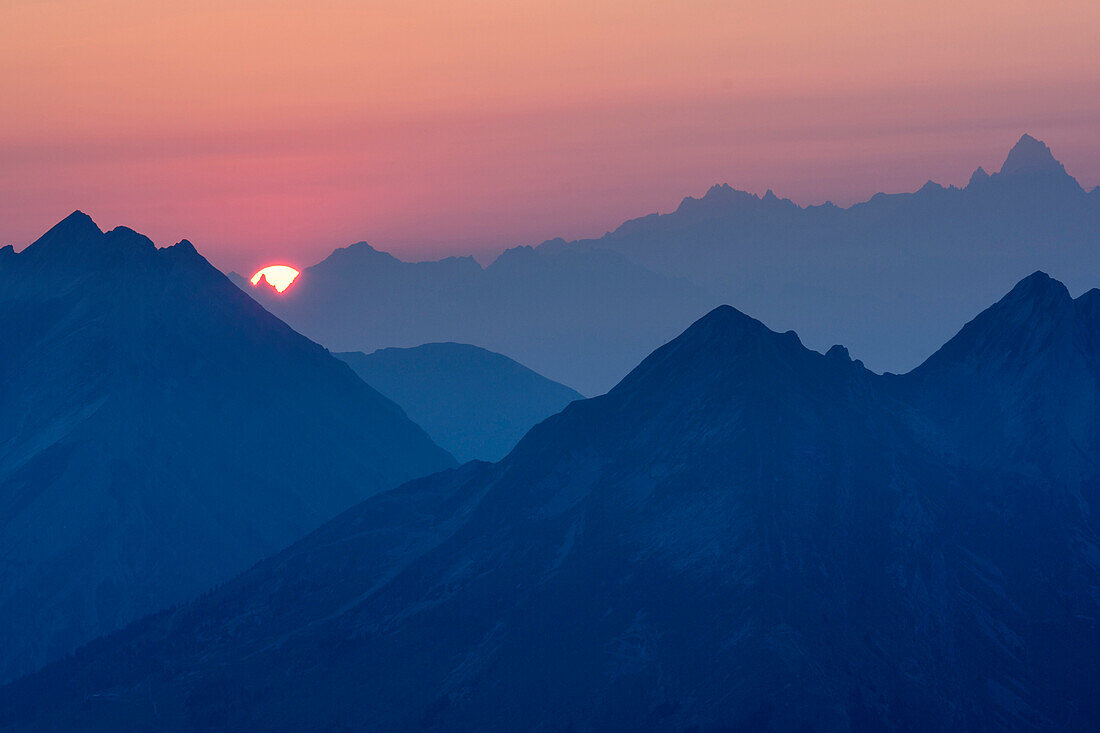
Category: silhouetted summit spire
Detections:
[
  {"x1": 961, "y1": 134, "x2": 1081, "y2": 193},
  {"x1": 999, "y1": 134, "x2": 1067, "y2": 177}
]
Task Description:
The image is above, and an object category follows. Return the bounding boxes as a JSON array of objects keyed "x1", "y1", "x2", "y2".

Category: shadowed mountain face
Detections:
[
  {"x1": 236, "y1": 135, "x2": 1097, "y2": 395},
  {"x1": 0, "y1": 213, "x2": 455, "y2": 684},
  {"x1": 5, "y1": 272, "x2": 1098, "y2": 731},
  {"x1": 337, "y1": 343, "x2": 583, "y2": 462}
]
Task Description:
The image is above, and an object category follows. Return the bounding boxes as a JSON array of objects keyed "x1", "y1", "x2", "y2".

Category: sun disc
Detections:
[{"x1": 250, "y1": 265, "x2": 300, "y2": 293}]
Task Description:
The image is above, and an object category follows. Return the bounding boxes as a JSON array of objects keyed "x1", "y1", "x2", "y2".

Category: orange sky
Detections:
[{"x1": 2, "y1": 0, "x2": 1098, "y2": 272}]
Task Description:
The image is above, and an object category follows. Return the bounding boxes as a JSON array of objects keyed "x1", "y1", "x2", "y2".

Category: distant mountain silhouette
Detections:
[
  {"x1": 230, "y1": 240, "x2": 715, "y2": 396},
  {"x1": 337, "y1": 343, "x2": 583, "y2": 462},
  {"x1": 234, "y1": 135, "x2": 1097, "y2": 395},
  {"x1": 6, "y1": 272, "x2": 1098, "y2": 730},
  {"x1": 0, "y1": 213, "x2": 454, "y2": 683},
  {"x1": 997, "y1": 133, "x2": 1076, "y2": 180},
  {"x1": 575, "y1": 134, "x2": 1099, "y2": 374}
]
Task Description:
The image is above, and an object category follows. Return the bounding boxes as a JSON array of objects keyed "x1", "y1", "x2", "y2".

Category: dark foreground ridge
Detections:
[
  {"x1": 3, "y1": 270, "x2": 1098, "y2": 730},
  {"x1": 0, "y1": 213, "x2": 454, "y2": 683}
]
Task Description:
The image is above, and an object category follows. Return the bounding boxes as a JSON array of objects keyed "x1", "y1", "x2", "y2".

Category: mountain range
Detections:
[
  {"x1": 233, "y1": 134, "x2": 1098, "y2": 396},
  {"x1": 5, "y1": 270, "x2": 1097, "y2": 730},
  {"x1": 337, "y1": 343, "x2": 583, "y2": 462},
  {"x1": 231, "y1": 241, "x2": 712, "y2": 396},
  {"x1": 0, "y1": 213, "x2": 455, "y2": 683}
]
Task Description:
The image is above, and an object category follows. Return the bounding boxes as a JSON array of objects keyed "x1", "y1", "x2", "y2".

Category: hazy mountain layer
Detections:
[
  {"x1": 5, "y1": 272, "x2": 1098, "y2": 730},
  {"x1": 236, "y1": 135, "x2": 1098, "y2": 394},
  {"x1": 233, "y1": 242, "x2": 713, "y2": 396},
  {"x1": 337, "y1": 343, "x2": 583, "y2": 462},
  {"x1": 0, "y1": 213, "x2": 454, "y2": 683},
  {"x1": 571, "y1": 134, "x2": 1100, "y2": 374}
]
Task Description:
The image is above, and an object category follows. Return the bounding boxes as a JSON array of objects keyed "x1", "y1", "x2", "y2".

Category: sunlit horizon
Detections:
[
  {"x1": 2, "y1": 0, "x2": 1097, "y2": 274},
  {"x1": 250, "y1": 265, "x2": 300, "y2": 293}
]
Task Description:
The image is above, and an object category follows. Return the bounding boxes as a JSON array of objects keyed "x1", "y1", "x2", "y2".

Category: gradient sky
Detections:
[{"x1": 2, "y1": 0, "x2": 1098, "y2": 274}]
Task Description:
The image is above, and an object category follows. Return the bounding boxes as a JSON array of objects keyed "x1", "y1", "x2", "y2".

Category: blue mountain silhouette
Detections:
[
  {"x1": 0, "y1": 213, "x2": 454, "y2": 683},
  {"x1": 337, "y1": 343, "x2": 583, "y2": 462},
  {"x1": 6, "y1": 271, "x2": 1098, "y2": 730}
]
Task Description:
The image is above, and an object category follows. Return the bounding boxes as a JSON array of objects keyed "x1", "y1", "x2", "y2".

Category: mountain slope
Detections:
[
  {"x1": 337, "y1": 343, "x2": 583, "y2": 462},
  {"x1": 0, "y1": 213, "x2": 455, "y2": 683},
  {"x1": 4, "y1": 272, "x2": 1098, "y2": 730},
  {"x1": 897, "y1": 272, "x2": 1100, "y2": 472}
]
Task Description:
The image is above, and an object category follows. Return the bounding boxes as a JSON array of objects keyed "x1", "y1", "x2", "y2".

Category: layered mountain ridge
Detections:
[
  {"x1": 581, "y1": 135, "x2": 1098, "y2": 372},
  {"x1": 5, "y1": 270, "x2": 1098, "y2": 730},
  {"x1": 232, "y1": 134, "x2": 1099, "y2": 395},
  {"x1": 232, "y1": 240, "x2": 713, "y2": 395}
]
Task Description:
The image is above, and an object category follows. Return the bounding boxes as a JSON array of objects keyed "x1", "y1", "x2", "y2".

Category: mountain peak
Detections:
[
  {"x1": 318, "y1": 240, "x2": 402, "y2": 269},
  {"x1": 676, "y1": 183, "x2": 757, "y2": 213},
  {"x1": 53, "y1": 210, "x2": 101, "y2": 236},
  {"x1": 612, "y1": 304, "x2": 808, "y2": 396},
  {"x1": 1003, "y1": 270, "x2": 1071, "y2": 305},
  {"x1": 913, "y1": 271, "x2": 1075, "y2": 375},
  {"x1": 968, "y1": 166, "x2": 990, "y2": 185},
  {"x1": 687, "y1": 303, "x2": 769, "y2": 339},
  {"x1": 973, "y1": 271, "x2": 1074, "y2": 334},
  {"x1": 24, "y1": 210, "x2": 103, "y2": 255},
  {"x1": 999, "y1": 134, "x2": 1067, "y2": 177}
]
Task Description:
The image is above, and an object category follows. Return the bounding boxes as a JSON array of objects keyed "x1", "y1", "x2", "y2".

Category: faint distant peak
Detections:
[
  {"x1": 968, "y1": 166, "x2": 990, "y2": 185},
  {"x1": 917, "y1": 180, "x2": 946, "y2": 194},
  {"x1": 999, "y1": 134, "x2": 1067, "y2": 177},
  {"x1": 674, "y1": 183, "x2": 761, "y2": 214},
  {"x1": 337, "y1": 241, "x2": 392, "y2": 259},
  {"x1": 316, "y1": 240, "x2": 402, "y2": 269},
  {"x1": 490, "y1": 244, "x2": 540, "y2": 267}
]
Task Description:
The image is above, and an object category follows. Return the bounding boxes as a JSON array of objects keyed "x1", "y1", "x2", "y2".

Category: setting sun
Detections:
[{"x1": 250, "y1": 265, "x2": 300, "y2": 293}]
